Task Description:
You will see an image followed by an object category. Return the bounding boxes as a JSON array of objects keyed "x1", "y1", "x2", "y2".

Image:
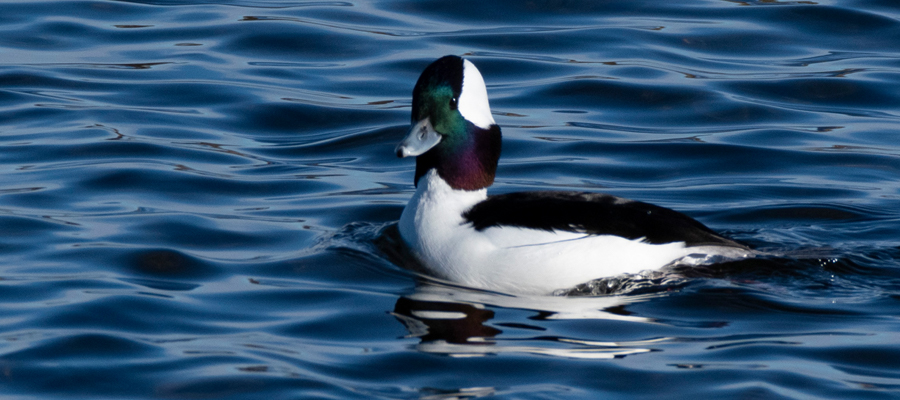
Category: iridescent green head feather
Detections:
[{"x1": 396, "y1": 56, "x2": 501, "y2": 191}]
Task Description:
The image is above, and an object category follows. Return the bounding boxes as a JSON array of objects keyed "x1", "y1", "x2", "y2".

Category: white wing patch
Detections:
[{"x1": 482, "y1": 226, "x2": 590, "y2": 249}]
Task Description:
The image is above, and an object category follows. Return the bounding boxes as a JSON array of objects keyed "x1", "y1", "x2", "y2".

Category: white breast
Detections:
[{"x1": 399, "y1": 170, "x2": 708, "y2": 295}]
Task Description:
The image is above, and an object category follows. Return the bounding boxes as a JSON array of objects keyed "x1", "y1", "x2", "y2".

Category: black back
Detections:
[{"x1": 462, "y1": 191, "x2": 748, "y2": 249}]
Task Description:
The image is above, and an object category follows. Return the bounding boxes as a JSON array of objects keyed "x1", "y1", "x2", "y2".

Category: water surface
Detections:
[{"x1": 1, "y1": 0, "x2": 900, "y2": 398}]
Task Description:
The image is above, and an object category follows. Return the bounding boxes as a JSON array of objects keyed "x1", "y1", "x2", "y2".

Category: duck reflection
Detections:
[
  {"x1": 376, "y1": 223, "x2": 672, "y2": 358},
  {"x1": 393, "y1": 293, "x2": 500, "y2": 345},
  {"x1": 391, "y1": 282, "x2": 669, "y2": 359}
]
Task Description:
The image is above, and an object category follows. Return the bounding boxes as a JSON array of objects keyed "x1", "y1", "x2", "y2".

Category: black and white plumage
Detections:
[
  {"x1": 463, "y1": 191, "x2": 747, "y2": 248},
  {"x1": 395, "y1": 55, "x2": 750, "y2": 295}
]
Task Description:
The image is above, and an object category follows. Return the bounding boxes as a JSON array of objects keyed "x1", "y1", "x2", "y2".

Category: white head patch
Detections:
[{"x1": 458, "y1": 59, "x2": 495, "y2": 129}]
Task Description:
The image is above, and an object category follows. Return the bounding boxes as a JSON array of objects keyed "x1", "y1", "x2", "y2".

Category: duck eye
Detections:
[{"x1": 449, "y1": 97, "x2": 458, "y2": 110}]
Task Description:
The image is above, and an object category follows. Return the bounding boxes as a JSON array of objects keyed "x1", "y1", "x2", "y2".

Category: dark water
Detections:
[{"x1": 2, "y1": 0, "x2": 900, "y2": 398}]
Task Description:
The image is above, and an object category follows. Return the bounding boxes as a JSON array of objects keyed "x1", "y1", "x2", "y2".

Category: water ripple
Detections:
[{"x1": 1, "y1": 0, "x2": 900, "y2": 398}]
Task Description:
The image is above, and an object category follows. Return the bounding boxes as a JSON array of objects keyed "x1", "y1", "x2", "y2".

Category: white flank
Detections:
[
  {"x1": 398, "y1": 171, "x2": 744, "y2": 295},
  {"x1": 458, "y1": 59, "x2": 495, "y2": 129}
]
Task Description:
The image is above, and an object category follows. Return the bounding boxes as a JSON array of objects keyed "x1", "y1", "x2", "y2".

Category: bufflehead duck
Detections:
[{"x1": 396, "y1": 55, "x2": 750, "y2": 295}]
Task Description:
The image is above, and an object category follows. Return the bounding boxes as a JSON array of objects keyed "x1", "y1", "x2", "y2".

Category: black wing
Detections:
[{"x1": 462, "y1": 191, "x2": 748, "y2": 249}]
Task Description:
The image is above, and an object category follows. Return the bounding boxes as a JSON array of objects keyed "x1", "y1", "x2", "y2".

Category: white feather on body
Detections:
[{"x1": 400, "y1": 170, "x2": 711, "y2": 295}]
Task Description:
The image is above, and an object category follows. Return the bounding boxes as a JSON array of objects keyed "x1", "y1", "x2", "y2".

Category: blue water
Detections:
[{"x1": 2, "y1": 0, "x2": 900, "y2": 398}]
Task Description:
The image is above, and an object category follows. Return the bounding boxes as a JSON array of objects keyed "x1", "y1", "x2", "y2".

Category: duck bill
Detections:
[{"x1": 395, "y1": 118, "x2": 442, "y2": 158}]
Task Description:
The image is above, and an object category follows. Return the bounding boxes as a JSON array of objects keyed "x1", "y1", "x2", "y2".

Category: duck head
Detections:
[{"x1": 396, "y1": 55, "x2": 502, "y2": 191}]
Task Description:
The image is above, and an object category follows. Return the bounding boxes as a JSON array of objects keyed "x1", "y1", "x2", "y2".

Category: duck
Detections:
[{"x1": 395, "y1": 55, "x2": 750, "y2": 295}]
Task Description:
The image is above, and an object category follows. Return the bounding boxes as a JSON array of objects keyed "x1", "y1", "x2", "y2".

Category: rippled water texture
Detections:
[{"x1": 2, "y1": 0, "x2": 900, "y2": 398}]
